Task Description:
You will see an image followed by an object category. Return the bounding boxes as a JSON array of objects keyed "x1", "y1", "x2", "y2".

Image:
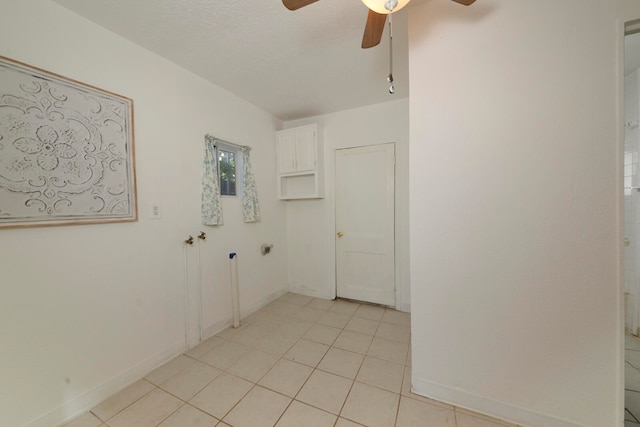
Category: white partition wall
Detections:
[{"x1": 409, "y1": 0, "x2": 640, "y2": 426}]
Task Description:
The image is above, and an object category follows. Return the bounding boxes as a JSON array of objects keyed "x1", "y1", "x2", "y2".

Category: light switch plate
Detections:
[{"x1": 151, "y1": 204, "x2": 162, "y2": 219}]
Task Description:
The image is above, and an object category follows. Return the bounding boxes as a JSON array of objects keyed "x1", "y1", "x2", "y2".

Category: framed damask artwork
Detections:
[{"x1": 0, "y1": 56, "x2": 137, "y2": 228}]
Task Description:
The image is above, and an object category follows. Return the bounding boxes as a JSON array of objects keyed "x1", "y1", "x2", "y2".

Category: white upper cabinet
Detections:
[
  {"x1": 276, "y1": 124, "x2": 323, "y2": 199},
  {"x1": 277, "y1": 129, "x2": 298, "y2": 174},
  {"x1": 292, "y1": 126, "x2": 317, "y2": 173}
]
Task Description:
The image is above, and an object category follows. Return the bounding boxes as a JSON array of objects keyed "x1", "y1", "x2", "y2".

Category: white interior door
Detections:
[{"x1": 335, "y1": 143, "x2": 395, "y2": 306}]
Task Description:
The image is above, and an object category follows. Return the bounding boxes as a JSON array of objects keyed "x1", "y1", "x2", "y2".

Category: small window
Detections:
[
  {"x1": 219, "y1": 149, "x2": 236, "y2": 196},
  {"x1": 216, "y1": 142, "x2": 243, "y2": 197}
]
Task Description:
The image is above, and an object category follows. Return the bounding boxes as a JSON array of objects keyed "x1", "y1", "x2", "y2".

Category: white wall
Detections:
[
  {"x1": 284, "y1": 99, "x2": 410, "y2": 311},
  {"x1": 0, "y1": 2, "x2": 287, "y2": 426},
  {"x1": 409, "y1": 1, "x2": 640, "y2": 426}
]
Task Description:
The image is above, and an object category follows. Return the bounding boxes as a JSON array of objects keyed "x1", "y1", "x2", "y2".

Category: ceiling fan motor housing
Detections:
[
  {"x1": 362, "y1": 0, "x2": 411, "y2": 14},
  {"x1": 385, "y1": 0, "x2": 399, "y2": 12}
]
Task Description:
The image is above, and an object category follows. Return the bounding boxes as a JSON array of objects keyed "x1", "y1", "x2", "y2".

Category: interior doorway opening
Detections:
[{"x1": 623, "y1": 18, "x2": 640, "y2": 425}]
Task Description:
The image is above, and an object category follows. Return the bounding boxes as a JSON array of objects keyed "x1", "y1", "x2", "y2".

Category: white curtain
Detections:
[
  {"x1": 201, "y1": 135, "x2": 223, "y2": 225},
  {"x1": 241, "y1": 145, "x2": 261, "y2": 223}
]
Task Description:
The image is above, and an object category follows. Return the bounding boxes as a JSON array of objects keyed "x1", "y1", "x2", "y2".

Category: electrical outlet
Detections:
[{"x1": 151, "y1": 204, "x2": 162, "y2": 219}]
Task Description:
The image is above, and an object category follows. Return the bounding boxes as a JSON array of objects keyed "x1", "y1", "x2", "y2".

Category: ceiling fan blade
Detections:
[
  {"x1": 450, "y1": 0, "x2": 476, "y2": 5},
  {"x1": 362, "y1": 9, "x2": 387, "y2": 49},
  {"x1": 282, "y1": 0, "x2": 320, "y2": 10}
]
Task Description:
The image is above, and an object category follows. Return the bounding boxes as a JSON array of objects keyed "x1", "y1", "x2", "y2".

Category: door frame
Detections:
[
  {"x1": 625, "y1": 21, "x2": 640, "y2": 337},
  {"x1": 333, "y1": 142, "x2": 401, "y2": 309}
]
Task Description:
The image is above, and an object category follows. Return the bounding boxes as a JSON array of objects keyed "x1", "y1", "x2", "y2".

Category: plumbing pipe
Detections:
[
  {"x1": 196, "y1": 239, "x2": 203, "y2": 342},
  {"x1": 182, "y1": 243, "x2": 190, "y2": 348},
  {"x1": 229, "y1": 252, "x2": 240, "y2": 328}
]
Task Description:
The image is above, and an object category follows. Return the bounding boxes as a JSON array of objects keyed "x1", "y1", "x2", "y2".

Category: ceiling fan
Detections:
[{"x1": 282, "y1": 0, "x2": 477, "y2": 49}]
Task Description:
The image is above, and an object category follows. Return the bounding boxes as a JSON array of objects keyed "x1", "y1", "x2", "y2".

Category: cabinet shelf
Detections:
[
  {"x1": 279, "y1": 171, "x2": 315, "y2": 178},
  {"x1": 279, "y1": 174, "x2": 318, "y2": 200}
]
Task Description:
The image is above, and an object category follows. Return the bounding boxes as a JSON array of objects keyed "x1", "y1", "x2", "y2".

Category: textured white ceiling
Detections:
[{"x1": 51, "y1": 0, "x2": 411, "y2": 121}]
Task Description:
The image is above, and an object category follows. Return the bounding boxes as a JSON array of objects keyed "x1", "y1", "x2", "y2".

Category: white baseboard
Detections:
[
  {"x1": 26, "y1": 341, "x2": 185, "y2": 427},
  {"x1": 289, "y1": 286, "x2": 410, "y2": 312},
  {"x1": 288, "y1": 285, "x2": 332, "y2": 300},
  {"x1": 26, "y1": 288, "x2": 289, "y2": 427},
  {"x1": 411, "y1": 376, "x2": 583, "y2": 427}
]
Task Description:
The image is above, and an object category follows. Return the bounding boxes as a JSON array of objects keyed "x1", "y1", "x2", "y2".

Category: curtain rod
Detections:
[{"x1": 205, "y1": 134, "x2": 243, "y2": 150}]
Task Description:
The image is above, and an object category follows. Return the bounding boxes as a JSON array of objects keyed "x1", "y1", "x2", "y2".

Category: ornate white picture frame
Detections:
[{"x1": 0, "y1": 56, "x2": 137, "y2": 228}]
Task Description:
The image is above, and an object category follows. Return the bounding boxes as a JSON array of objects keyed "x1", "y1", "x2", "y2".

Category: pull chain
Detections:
[{"x1": 388, "y1": 13, "x2": 395, "y2": 94}]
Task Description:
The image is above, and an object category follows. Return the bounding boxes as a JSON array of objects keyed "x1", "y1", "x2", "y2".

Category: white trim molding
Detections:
[
  {"x1": 411, "y1": 376, "x2": 584, "y2": 427},
  {"x1": 25, "y1": 341, "x2": 185, "y2": 427}
]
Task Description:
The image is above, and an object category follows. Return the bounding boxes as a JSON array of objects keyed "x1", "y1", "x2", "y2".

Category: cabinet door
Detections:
[
  {"x1": 277, "y1": 130, "x2": 297, "y2": 174},
  {"x1": 295, "y1": 127, "x2": 316, "y2": 173}
]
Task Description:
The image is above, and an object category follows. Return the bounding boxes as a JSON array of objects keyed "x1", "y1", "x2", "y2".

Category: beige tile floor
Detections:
[
  {"x1": 627, "y1": 333, "x2": 640, "y2": 426},
  {"x1": 62, "y1": 293, "x2": 521, "y2": 427}
]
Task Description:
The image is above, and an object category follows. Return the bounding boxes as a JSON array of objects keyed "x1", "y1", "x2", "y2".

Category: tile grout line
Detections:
[
  {"x1": 91, "y1": 379, "x2": 161, "y2": 425},
  {"x1": 213, "y1": 296, "x2": 338, "y2": 425},
  {"x1": 288, "y1": 299, "x2": 355, "y2": 422}
]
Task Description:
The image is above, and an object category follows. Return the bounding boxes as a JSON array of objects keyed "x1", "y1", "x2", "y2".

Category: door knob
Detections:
[{"x1": 337, "y1": 232, "x2": 344, "y2": 238}]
